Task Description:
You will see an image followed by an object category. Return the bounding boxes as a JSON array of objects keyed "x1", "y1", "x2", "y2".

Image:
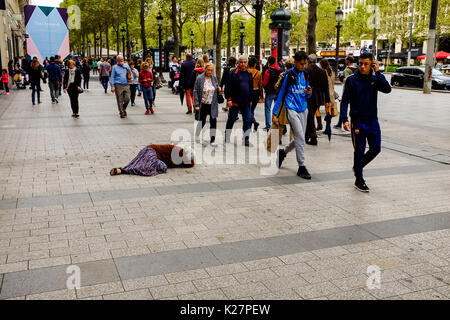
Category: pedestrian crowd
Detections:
[
  {"x1": 1, "y1": 50, "x2": 391, "y2": 192},
  {"x1": 174, "y1": 50, "x2": 391, "y2": 191}
]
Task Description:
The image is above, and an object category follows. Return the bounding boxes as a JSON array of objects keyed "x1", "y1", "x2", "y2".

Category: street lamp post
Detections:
[
  {"x1": 130, "y1": 40, "x2": 136, "y2": 55},
  {"x1": 239, "y1": 22, "x2": 244, "y2": 55},
  {"x1": 190, "y1": 31, "x2": 194, "y2": 54},
  {"x1": 251, "y1": 0, "x2": 263, "y2": 62},
  {"x1": 335, "y1": 6, "x2": 343, "y2": 81},
  {"x1": 156, "y1": 11, "x2": 164, "y2": 80},
  {"x1": 407, "y1": 0, "x2": 416, "y2": 66},
  {"x1": 87, "y1": 40, "x2": 91, "y2": 58},
  {"x1": 120, "y1": 26, "x2": 126, "y2": 58},
  {"x1": 95, "y1": 36, "x2": 99, "y2": 59}
]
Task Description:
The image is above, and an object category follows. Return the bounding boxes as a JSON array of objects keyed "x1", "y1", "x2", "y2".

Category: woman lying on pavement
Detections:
[{"x1": 110, "y1": 144, "x2": 195, "y2": 177}]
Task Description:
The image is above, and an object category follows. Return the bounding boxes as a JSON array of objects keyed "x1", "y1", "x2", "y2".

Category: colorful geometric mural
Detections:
[{"x1": 24, "y1": 5, "x2": 69, "y2": 64}]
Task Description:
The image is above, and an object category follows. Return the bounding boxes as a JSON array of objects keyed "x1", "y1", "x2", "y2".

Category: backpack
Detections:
[
  {"x1": 264, "y1": 67, "x2": 282, "y2": 94},
  {"x1": 274, "y1": 69, "x2": 310, "y2": 116}
]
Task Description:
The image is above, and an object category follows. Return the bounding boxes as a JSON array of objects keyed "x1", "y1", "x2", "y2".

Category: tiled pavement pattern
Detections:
[{"x1": 0, "y1": 75, "x2": 449, "y2": 300}]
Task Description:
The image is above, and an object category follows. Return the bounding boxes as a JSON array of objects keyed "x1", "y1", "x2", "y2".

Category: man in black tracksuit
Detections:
[{"x1": 339, "y1": 52, "x2": 392, "y2": 192}]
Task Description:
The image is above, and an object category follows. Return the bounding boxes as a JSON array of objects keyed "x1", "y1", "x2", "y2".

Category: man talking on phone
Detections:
[
  {"x1": 273, "y1": 51, "x2": 313, "y2": 179},
  {"x1": 339, "y1": 52, "x2": 392, "y2": 192}
]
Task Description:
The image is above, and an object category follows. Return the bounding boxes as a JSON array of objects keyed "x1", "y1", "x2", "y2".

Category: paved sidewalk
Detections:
[{"x1": 0, "y1": 76, "x2": 449, "y2": 300}]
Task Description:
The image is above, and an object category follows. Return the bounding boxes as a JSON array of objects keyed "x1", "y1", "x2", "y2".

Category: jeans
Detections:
[
  {"x1": 3, "y1": 83, "x2": 9, "y2": 93},
  {"x1": 225, "y1": 103, "x2": 252, "y2": 142},
  {"x1": 130, "y1": 84, "x2": 138, "y2": 103},
  {"x1": 31, "y1": 80, "x2": 41, "y2": 103},
  {"x1": 83, "y1": 73, "x2": 90, "y2": 89},
  {"x1": 264, "y1": 92, "x2": 277, "y2": 129},
  {"x1": 49, "y1": 81, "x2": 59, "y2": 101},
  {"x1": 101, "y1": 76, "x2": 109, "y2": 90},
  {"x1": 142, "y1": 86, "x2": 153, "y2": 110},
  {"x1": 351, "y1": 119, "x2": 381, "y2": 180}
]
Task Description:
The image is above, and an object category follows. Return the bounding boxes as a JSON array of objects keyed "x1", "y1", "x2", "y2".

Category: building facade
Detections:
[{"x1": 0, "y1": 0, "x2": 29, "y2": 70}]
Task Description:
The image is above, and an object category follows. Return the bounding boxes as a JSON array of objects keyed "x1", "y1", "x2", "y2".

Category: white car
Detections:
[{"x1": 378, "y1": 62, "x2": 385, "y2": 72}]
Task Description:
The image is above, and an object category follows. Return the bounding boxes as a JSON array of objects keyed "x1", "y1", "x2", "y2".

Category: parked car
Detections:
[
  {"x1": 441, "y1": 64, "x2": 450, "y2": 74},
  {"x1": 378, "y1": 62, "x2": 385, "y2": 72},
  {"x1": 391, "y1": 66, "x2": 450, "y2": 90}
]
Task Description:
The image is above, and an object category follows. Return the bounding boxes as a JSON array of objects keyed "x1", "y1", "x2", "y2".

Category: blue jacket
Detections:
[
  {"x1": 110, "y1": 63, "x2": 132, "y2": 87},
  {"x1": 45, "y1": 62, "x2": 62, "y2": 82},
  {"x1": 339, "y1": 69, "x2": 391, "y2": 123},
  {"x1": 273, "y1": 68, "x2": 311, "y2": 115}
]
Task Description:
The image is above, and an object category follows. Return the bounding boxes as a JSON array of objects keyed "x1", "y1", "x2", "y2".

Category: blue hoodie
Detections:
[
  {"x1": 339, "y1": 69, "x2": 391, "y2": 124},
  {"x1": 272, "y1": 68, "x2": 311, "y2": 115}
]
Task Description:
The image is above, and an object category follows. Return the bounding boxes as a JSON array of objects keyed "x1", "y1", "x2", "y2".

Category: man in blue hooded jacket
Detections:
[{"x1": 339, "y1": 52, "x2": 391, "y2": 192}]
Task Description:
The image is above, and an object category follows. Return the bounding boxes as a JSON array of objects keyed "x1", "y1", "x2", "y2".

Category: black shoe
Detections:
[
  {"x1": 186, "y1": 110, "x2": 192, "y2": 114},
  {"x1": 75, "y1": 114, "x2": 79, "y2": 118},
  {"x1": 253, "y1": 122, "x2": 259, "y2": 131},
  {"x1": 306, "y1": 137, "x2": 318, "y2": 146},
  {"x1": 354, "y1": 179, "x2": 369, "y2": 192},
  {"x1": 243, "y1": 140, "x2": 253, "y2": 147},
  {"x1": 277, "y1": 149, "x2": 286, "y2": 168},
  {"x1": 32, "y1": 101, "x2": 35, "y2": 105},
  {"x1": 333, "y1": 124, "x2": 342, "y2": 129},
  {"x1": 297, "y1": 166, "x2": 311, "y2": 180}
]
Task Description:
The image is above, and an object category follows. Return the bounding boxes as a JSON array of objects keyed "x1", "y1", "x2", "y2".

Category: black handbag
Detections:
[
  {"x1": 194, "y1": 108, "x2": 200, "y2": 121},
  {"x1": 217, "y1": 84, "x2": 225, "y2": 104}
]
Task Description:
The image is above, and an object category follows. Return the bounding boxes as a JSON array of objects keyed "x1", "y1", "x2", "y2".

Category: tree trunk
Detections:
[
  {"x1": 126, "y1": 13, "x2": 130, "y2": 60},
  {"x1": 306, "y1": 0, "x2": 318, "y2": 55},
  {"x1": 226, "y1": 1, "x2": 231, "y2": 58},
  {"x1": 100, "y1": 30, "x2": 103, "y2": 58},
  {"x1": 116, "y1": 21, "x2": 120, "y2": 54},
  {"x1": 215, "y1": 0, "x2": 225, "y2": 81},
  {"x1": 254, "y1": 1, "x2": 263, "y2": 62},
  {"x1": 204, "y1": 15, "x2": 207, "y2": 50},
  {"x1": 171, "y1": 0, "x2": 180, "y2": 58},
  {"x1": 140, "y1": 0, "x2": 147, "y2": 60},
  {"x1": 106, "y1": 24, "x2": 110, "y2": 58}
]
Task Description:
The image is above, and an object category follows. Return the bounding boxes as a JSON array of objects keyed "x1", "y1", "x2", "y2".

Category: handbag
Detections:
[
  {"x1": 194, "y1": 107, "x2": 200, "y2": 121},
  {"x1": 217, "y1": 92, "x2": 224, "y2": 104}
]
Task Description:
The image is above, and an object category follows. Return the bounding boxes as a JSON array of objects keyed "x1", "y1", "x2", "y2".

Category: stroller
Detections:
[{"x1": 13, "y1": 69, "x2": 26, "y2": 89}]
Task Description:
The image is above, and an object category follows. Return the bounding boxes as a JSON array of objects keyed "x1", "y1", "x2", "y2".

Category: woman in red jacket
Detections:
[{"x1": 138, "y1": 62, "x2": 154, "y2": 115}]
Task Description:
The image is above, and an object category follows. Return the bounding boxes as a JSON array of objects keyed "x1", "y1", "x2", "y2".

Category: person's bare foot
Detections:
[{"x1": 110, "y1": 168, "x2": 122, "y2": 176}]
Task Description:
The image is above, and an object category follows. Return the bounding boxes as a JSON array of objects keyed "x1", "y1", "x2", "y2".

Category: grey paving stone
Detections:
[
  {"x1": 0, "y1": 200, "x2": 17, "y2": 210},
  {"x1": 0, "y1": 259, "x2": 120, "y2": 299},
  {"x1": 17, "y1": 195, "x2": 63, "y2": 209},
  {"x1": 114, "y1": 247, "x2": 222, "y2": 280},
  {"x1": 291, "y1": 225, "x2": 381, "y2": 251},
  {"x1": 359, "y1": 217, "x2": 438, "y2": 239},
  {"x1": 0, "y1": 265, "x2": 68, "y2": 299},
  {"x1": 156, "y1": 182, "x2": 221, "y2": 195},
  {"x1": 214, "y1": 178, "x2": 277, "y2": 191},
  {"x1": 61, "y1": 193, "x2": 92, "y2": 206},
  {"x1": 90, "y1": 188, "x2": 158, "y2": 202}
]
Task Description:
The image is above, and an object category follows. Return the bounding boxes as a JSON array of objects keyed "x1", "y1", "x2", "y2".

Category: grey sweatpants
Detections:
[
  {"x1": 114, "y1": 84, "x2": 131, "y2": 116},
  {"x1": 284, "y1": 107, "x2": 308, "y2": 166}
]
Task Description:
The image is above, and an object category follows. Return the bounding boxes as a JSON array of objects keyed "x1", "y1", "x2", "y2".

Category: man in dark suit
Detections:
[
  {"x1": 305, "y1": 54, "x2": 331, "y2": 145},
  {"x1": 179, "y1": 53, "x2": 196, "y2": 114}
]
